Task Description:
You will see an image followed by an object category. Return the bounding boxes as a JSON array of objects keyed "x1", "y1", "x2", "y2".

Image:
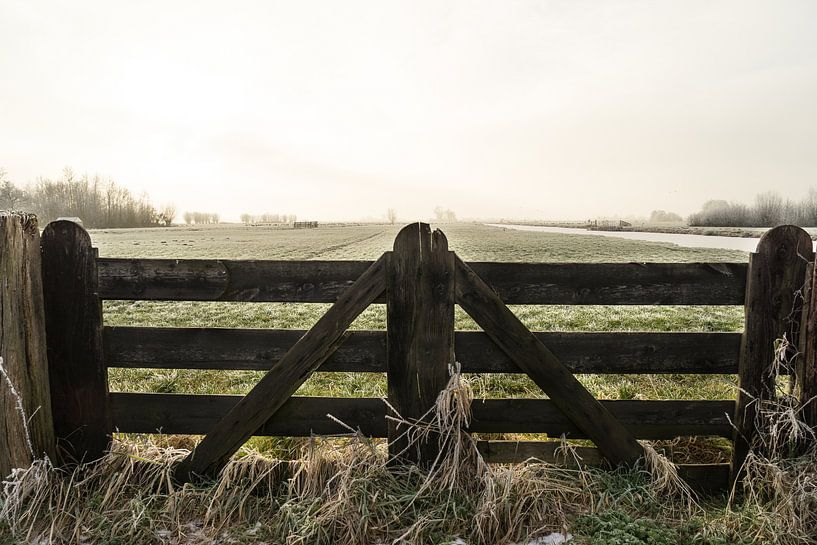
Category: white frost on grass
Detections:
[
  {"x1": 508, "y1": 532, "x2": 573, "y2": 545},
  {"x1": 0, "y1": 356, "x2": 35, "y2": 459},
  {"x1": 385, "y1": 533, "x2": 573, "y2": 545}
]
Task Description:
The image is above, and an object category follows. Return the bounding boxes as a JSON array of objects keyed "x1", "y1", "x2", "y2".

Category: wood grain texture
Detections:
[
  {"x1": 105, "y1": 327, "x2": 741, "y2": 374},
  {"x1": 455, "y1": 255, "x2": 644, "y2": 466},
  {"x1": 0, "y1": 213, "x2": 56, "y2": 477},
  {"x1": 41, "y1": 220, "x2": 110, "y2": 465},
  {"x1": 97, "y1": 258, "x2": 746, "y2": 305},
  {"x1": 97, "y1": 258, "x2": 372, "y2": 302},
  {"x1": 112, "y1": 394, "x2": 386, "y2": 437},
  {"x1": 731, "y1": 225, "x2": 813, "y2": 484},
  {"x1": 794, "y1": 261, "x2": 817, "y2": 453},
  {"x1": 110, "y1": 393, "x2": 733, "y2": 439},
  {"x1": 386, "y1": 224, "x2": 454, "y2": 463},
  {"x1": 468, "y1": 399, "x2": 733, "y2": 438},
  {"x1": 174, "y1": 254, "x2": 387, "y2": 482},
  {"x1": 467, "y1": 261, "x2": 746, "y2": 305},
  {"x1": 455, "y1": 331, "x2": 740, "y2": 374}
]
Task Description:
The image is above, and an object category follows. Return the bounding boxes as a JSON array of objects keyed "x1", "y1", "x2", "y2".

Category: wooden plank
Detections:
[
  {"x1": 455, "y1": 331, "x2": 741, "y2": 374},
  {"x1": 469, "y1": 399, "x2": 734, "y2": 438},
  {"x1": 41, "y1": 220, "x2": 110, "y2": 464},
  {"x1": 454, "y1": 255, "x2": 644, "y2": 466},
  {"x1": 110, "y1": 394, "x2": 733, "y2": 439},
  {"x1": 112, "y1": 394, "x2": 387, "y2": 437},
  {"x1": 174, "y1": 254, "x2": 388, "y2": 482},
  {"x1": 97, "y1": 258, "x2": 747, "y2": 305},
  {"x1": 104, "y1": 327, "x2": 387, "y2": 372},
  {"x1": 387, "y1": 224, "x2": 454, "y2": 464},
  {"x1": 468, "y1": 262, "x2": 747, "y2": 305},
  {"x1": 677, "y1": 463, "x2": 731, "y2": 494},
  {"x1": 97, "y1": 258, "x2": 373, "y2": 302},
  {"x1": 105, "y1": 327, "x2": 741, "y2": 374},
  {"x1": 732, "y1": 226, "x2": 813, "y2": 484},
  {"x1": 0, "y1": 213, "x2": 56, "y2": 477},
  {"x1": 476, "y1": 441, "x2": 730, "y2": 493}
]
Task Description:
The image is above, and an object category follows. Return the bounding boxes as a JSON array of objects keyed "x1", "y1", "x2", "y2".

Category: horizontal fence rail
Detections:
[
  {"x1": 104, "y1": 327, "x2": 743, "y2": 374},
  {"x1": 110, "y1": 393, "x2": 734, "y2": 439},
  {"x1": 472, "y1": 440, "x2": 730, "y2": 492},
  {"x1": 98, "y1": 258, "x2": 747, "y2": 305}
]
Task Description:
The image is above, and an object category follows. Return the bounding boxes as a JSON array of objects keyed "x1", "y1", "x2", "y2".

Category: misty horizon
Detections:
[{"x1": 2, "y1": 1, "x2": 816, "y2": 222}]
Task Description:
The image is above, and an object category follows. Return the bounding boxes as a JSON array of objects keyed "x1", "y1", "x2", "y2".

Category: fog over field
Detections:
[{"x1": 2, "y1": 1, "x2": 817, "y2": 221}]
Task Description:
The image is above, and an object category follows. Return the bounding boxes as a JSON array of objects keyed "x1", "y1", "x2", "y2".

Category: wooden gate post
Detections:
[
  {"x1": 41, "y1": 220, "x2": 110, "y2": 465},
  {"x1": 731, "y1": 225, "x2": 813, "y2": 483},
  {"x1": 387, "y1": 223, "x2": 454, "y2": 465},
  {"x1": 795, "y1": 259, "x2": 817, "y2": 450},
  {"x1": 0, "y1": 212, "x2": 56, "y2": 477}
]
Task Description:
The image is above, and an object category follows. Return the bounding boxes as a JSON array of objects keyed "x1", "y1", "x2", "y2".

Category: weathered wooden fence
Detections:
[
  {"x1": 0, "y1": 213, "x2": 55, "y2": 477},
  {"x1": 2, "y1": 214, "x2": 817, "y2": 492}
]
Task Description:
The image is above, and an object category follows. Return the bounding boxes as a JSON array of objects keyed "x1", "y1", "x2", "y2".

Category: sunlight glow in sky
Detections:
[{"x1": 1, "y1": 1, "x2": 816, "y2": 221}]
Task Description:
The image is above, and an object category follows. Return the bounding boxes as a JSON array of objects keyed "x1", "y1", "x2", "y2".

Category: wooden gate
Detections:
[
  {"x1": 175, "y1": 223, "x2": 645, "y2": 480},
  {"x1": 3, "y1": 217, "x2": 811, "y2": 492}
]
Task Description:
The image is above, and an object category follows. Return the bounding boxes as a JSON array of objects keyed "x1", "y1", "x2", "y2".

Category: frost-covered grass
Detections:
[
  {"x1": 96, "y1": 223, "x2": 745, "y2": 404},
  {"x1": 91, "y1": 223, "x2": 746, "y2": 459}
]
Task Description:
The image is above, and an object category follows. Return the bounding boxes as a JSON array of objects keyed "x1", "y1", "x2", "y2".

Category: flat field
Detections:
[{"x1": 94, "y1": 223, "x2": 746, "y2": 415}]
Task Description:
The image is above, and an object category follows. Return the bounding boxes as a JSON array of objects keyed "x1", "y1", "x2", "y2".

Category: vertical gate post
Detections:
[
  {"x1": 0, "y1": 212, "x2": 56, "y2": 477},
  {"x1": 795, "y1": 259, "x2": 817, "y2": 450},
  {"x1": 731, "y1": 225, "x2": 813, "y2": 483},
  {"x1": 387, "y1": 223, "x2": 455, "y2": 465},
  {"x1": 41, "y1": 220, "x2": 110, "y2": 465}
]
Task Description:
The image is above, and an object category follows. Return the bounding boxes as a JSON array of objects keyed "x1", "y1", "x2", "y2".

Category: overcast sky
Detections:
[{"x1": 1, "y1": 1, "x2": 816, "y2": 221}]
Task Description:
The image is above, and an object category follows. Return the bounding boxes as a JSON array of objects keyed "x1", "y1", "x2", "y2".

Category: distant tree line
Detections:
[
  {"x1": 649, "y1": 210, "x2": 683, "y2": 223},
  {"x1": 433, "y1": 206, "x2": 457, "y2": 223},
  {"x1": 689, "y1": 189, "x2": 817, "y2": 227},
  {"x1": 0, "y1": 167, "x2": 176, "y2": 228},
  {"x1": 183, "y1": 211, "x2": 220, "y2": 225},
  {"x1": 239, "y1": 213, "x2": 297, "y2": 225}
]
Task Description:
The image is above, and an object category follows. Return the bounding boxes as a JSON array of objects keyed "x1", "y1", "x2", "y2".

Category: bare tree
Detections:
[
  {"x1": 649, "y1": 210, "x2": 682, "y2": 223},
  {"x1": 18, "y1": 170, "x2": 162, "y2": 227},
  {"x1": 755, "y1": 191, "x2": 783, "y2": 226},
  {"x1": 432, "y1": 206, "x2": 457, "y2": 222},
  {"x1": 386, "y1": 208, "x2": 397, "y2": 225},
  {"x1": 689, "y1": 188, "x2": 817, "y2": 227},
  {"x1": 804, "y1": 187, "x2": 817, "y2": 226},
  {"x1": 0, "y1": 169, "x2": 26, "y2": 210},
  {"x1": 158, "y1": 203, "x2": 177, "y2": 226}
]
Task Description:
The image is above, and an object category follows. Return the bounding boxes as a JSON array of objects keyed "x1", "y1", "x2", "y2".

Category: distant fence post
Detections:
[
  {"x1": 0, "y1": 212, "x2": 56, "y2": 477},
  {"x1": 796, "y1": 259, "x2": 817, "y2": 451},
  {"x1": 731, "y1": 225, "x2": 813, "y2": 484},
  {"x1": 41, "y1": 220, "x2": 110, "y2": 465},
  {"x1": 387, "y1": 223, "x2": 454, "y2": 465}
]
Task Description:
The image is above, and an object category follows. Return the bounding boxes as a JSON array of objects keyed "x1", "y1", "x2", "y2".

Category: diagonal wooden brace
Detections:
[
  {"x1": 454, "y1": 255, "x2": 644, "y2": 466},
  {"x1": 175, "y1": 254, "x2": 388, "y2": 482}
]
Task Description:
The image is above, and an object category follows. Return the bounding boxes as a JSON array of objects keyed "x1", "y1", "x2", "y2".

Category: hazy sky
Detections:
[{"x1": 2, "y1": 1, "x2": 816, "y2": 222}]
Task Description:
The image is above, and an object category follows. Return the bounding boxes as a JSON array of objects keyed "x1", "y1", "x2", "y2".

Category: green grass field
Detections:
[{"x1": 95, "y1": 223, "x2": 746, "y2": 411}]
